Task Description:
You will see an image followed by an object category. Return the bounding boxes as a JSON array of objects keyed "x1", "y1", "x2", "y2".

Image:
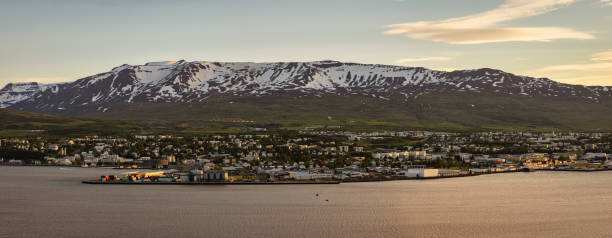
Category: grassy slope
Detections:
[
  {"x1": 74, "y1": 93, "x2": 612, "y2": 132},
  {"x1": 0, "y1": 109, "x2": 138, "y2": 136},
  {"x1": 414, "y1": 93, "x2": 612, "y2": 131}
]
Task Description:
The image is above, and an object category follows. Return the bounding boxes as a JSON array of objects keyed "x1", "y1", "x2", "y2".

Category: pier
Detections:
[{"x1": 82, "y1": 180, "x2": 340, "y2": 185}]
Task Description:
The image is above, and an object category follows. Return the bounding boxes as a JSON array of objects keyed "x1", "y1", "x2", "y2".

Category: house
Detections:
[
  {"x1": 8, "y1": 159, "x2": 23, "y2": 165},
  {"x1": 161, "y1": 155, "x2": 176, "y2": 163},
  {"x1": 47, "y1": 144, "x2": 59, "y2": 151},
  {"x1": 408, "y1": 151, "x2": 427, "y2": 159},
  {"x1": 371, "y1": 148, "x2": 400, "y2": 159},
  {"x1": 57, "y1": 159, "x2": 72, "y2": 166}
]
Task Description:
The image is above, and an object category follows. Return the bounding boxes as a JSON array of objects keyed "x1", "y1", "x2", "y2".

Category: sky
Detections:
[{"x1": 0, "y1": 0, "x2": 611, "y2": 87}]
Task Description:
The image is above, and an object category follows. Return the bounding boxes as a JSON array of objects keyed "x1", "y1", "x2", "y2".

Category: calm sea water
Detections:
[{"x1": 1, "y1": 167, "x2": 611, "y2": 238}]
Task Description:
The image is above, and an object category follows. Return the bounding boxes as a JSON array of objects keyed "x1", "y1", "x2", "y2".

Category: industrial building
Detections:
[{"x1": 404, "y1": 168, "x2": 439, "y2": 178}]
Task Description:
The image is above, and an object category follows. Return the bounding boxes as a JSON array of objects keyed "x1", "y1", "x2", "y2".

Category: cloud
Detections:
[
  {"x1": 537, "y1": 62, "x2": 612, "y2": 72},
  {"x1": 536, "y1": 50, "x2": 612, "y2": 72},
  {"x1": 384, "y1": 0, "x2": 594, "y2": 44},
  {"x1": 592, "y1": 49, "x2": 612, "y2": 61},
  {"x1": 531, "y1": 50, "x2": 612, "y2": 85},
  {"x1": 396, "y1": 57, "x2": 452, "y2": 63},
  {"x1": 548, "y1": 74, "x2": 612, "y2": 85}
]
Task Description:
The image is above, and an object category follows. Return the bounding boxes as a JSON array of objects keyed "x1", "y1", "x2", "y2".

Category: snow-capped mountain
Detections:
[
  {"x1": 0, "y1": 82, "x2": 62, "y2": 108},
  {"x1": 2, "y1": 60, "x2": 611, "y2": 113}
]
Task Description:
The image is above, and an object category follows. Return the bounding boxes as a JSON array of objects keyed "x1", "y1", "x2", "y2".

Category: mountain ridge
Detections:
[
  {"x1": 2, "y1": 60, "x2": 610, "y2": 109},
  {"x1": 1, "y1": 60, "x2": 611, "y2": 131}
]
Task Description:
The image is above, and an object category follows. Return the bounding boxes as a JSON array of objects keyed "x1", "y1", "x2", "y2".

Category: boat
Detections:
[{"x1": 520, "y1": 167, "x2": 535, "y2": 172}]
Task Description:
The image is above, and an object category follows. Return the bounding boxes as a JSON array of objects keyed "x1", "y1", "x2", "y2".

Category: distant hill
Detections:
[
  {"x1": 0, "y1": 108, "x2": 137, "y2": 136},
  {"x1": 1, "y1": 60, "x2": 611, "y2": 131},
  {"x1": 0, "y1": 82, "x2": 60, "y2": 108}
]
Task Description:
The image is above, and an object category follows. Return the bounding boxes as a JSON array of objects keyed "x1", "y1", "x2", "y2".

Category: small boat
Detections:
[{"x1": 520, "y1": 167, "x2": 535, "y2": 172}]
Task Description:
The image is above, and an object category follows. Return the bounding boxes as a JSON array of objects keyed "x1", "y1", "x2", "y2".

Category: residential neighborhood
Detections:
[{"x1": 2, "y1": 130, "x2": 611, "y2": 183}]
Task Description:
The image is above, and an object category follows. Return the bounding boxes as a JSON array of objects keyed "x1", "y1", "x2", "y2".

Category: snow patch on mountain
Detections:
[
  {"x1": 0, "y1": 82, "x2": 63, "y2": 108},
  {"x1": 2, "y1": 61, "x2": 611, "y2": 112}
]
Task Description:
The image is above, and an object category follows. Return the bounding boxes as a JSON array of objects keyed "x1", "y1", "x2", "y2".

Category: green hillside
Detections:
[
  {"x1": 0, "y1": 109, "x2": 138, "y2": 136},
  {"x1": 72, "y1": 92, "x2": 612, "y2": 132},
  {"x1": 4, "y1": 91, "x2": 611, "y2": 136}
]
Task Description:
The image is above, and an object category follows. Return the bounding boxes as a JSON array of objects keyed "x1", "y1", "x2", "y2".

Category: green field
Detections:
[
  {"x1": 73, "y1": 93, "x2": 612, "y2": 132},
  {"x1": 3, "y1": 92, "x2": 612, "y2": 136},
  {"x1": 0, "y1": 108, "x2": 139, "y2": 136}
]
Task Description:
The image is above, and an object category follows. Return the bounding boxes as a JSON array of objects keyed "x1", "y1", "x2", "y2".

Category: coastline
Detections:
[
  {"x1": 80, "y1": 168, "x2": 612, "y2": 185},
  {"x1": 82, "y1": 180, "x2": 340, "y2": 185},
  {"x1": 2, "y1": 165, "x2": 609, "y2": 185}
]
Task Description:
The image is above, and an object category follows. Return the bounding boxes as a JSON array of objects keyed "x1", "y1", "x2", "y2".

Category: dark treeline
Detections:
[{"x1": 0, "y1": 148, "x2": 45, "y2": 162}]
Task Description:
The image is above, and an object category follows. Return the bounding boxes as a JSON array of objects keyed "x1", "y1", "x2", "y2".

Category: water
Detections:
[{"x1": 1, "y1": 167, "x2": 611, "y2": 238}]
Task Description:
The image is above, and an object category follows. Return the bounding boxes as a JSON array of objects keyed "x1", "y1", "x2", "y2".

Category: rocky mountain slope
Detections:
[
  {"x1": 2, "y1": 60, "x2": 611, "y2": 130},
  {"x1": 0, "y1": 82, "x2": 60, "y2": 108}
]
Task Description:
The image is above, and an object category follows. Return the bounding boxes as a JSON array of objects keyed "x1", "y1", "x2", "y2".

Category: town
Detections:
[{"x1": 1, "y1": 130, "x2": 611, "y2": 184}]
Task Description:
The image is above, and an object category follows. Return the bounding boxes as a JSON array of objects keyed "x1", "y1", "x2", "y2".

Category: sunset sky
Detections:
[{"x1": 1, "y1": 0, "x2": 611, "y2": 87}]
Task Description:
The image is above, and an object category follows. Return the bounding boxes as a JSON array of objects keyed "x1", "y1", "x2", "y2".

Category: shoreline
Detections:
[
  {"x1": 2, "y1": 165, "x2": 609, "y2": 185},
  {"x1": 81, "y1": 168, "x2": 612, "y2": 185},
  {"x1": 82, "y1": 180, "x2": 340, "y2": 185}
]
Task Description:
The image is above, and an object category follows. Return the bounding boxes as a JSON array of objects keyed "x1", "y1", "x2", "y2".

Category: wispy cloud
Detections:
[
  {"x1": 538, "y1": 62, "x2": 612, "y2": 72},
  {"x1": 592, "y1": 49, "x2": 612, "y2": 61},
  {"x1": 536, "y1": 50, "x2": 612, "y2": 72},
  {"x1": 384, "y1": 0, "x2": 594, "y2": 44},
  {"x1": 396, "y1": 57, "x2": 452, "y2": 63},
  {"x1": 550, "y1": 75, "x2": 612, "y2": 85},
  {"x1": 531, "y1": 50, "x2": 612, "y2": 85}
]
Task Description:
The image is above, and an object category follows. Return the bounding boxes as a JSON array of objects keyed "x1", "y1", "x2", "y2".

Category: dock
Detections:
[{"x1": 82, "y1": 180, "x2": 341, "y2": 185}]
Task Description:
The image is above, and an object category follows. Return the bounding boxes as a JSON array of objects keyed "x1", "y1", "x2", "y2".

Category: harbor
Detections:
[
  {"x1": 81, "y1": 165, "x2": 612, "y2": 185},
  {"x1": 82, "y1": 180, "x2": 340, "y2": 185}
]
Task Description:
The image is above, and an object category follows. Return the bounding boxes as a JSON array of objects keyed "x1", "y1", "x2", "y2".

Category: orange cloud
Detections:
[
  {"x1": 592, "y1": 50, "x2": 612, "y2": 61},
  {"x1": 384, "y1": 0, "x2": 594, "y2": 44},
  {"x1": 536, "y1": 50, "x2": 612, "y2": 72}
]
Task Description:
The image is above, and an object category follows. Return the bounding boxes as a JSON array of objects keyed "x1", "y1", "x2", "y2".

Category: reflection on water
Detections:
[{"x1": 1, "y1": 167, "x2": 611, "y2": 238}]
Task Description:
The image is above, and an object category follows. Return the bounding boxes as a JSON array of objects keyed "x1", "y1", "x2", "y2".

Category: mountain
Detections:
[
  {"x1": 0, "y1": 82, "x2": 61, "y2": 108},
  {"x1": 2, "y1": 60, "x2": 612, "y2": 131}
]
